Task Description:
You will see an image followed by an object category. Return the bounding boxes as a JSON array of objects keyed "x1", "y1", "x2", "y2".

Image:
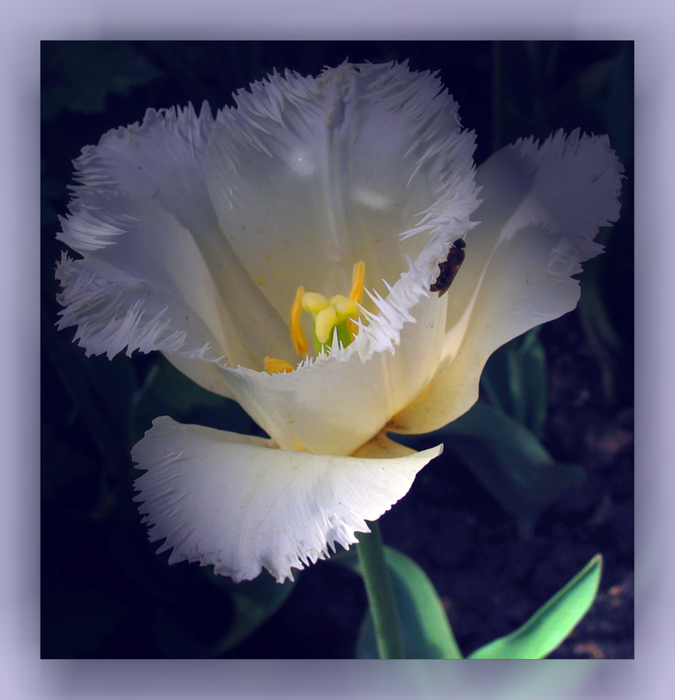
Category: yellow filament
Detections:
[
  {"x1": 264, "y1": 357, "x2": 296, "y2": 374},
  {"x1": 349, "y1": 261, "x2": 366, "y2": 304},
  {"x1": 290, "y1": 285, "x2": 308, "y2": 355},
  {"x1": 348, "y1": 260, "x2": 366, "y2": 337},
  {"x1": 267, "y1": 262, "x2": 367, "y2": 372}
]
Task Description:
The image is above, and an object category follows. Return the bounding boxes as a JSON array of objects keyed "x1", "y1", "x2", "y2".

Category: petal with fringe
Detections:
[
  {"x1": 132, "y1": 417, "x2": 442, "y2": 583},
  {"x1": 206, "y1": 62, "x2": 478, "y2": 323},
  {"x1": 56, "y1": 62, "x2": 481, "y2": 451},
  {"x1": 55, "y1": 63, "x2": 478, "y2": 380},
  {"x1": 390, "y1": 131, "x2": 624, "y2": 434},
  {"x1": 55, "y1": 102, "x2": 295, "y2": 383}
]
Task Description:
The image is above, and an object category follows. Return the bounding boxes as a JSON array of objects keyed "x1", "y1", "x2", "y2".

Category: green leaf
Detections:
[
  {"x1": 344, "y1": 547, "x2": 463, "y2": 659},
  {"x1": 142, "y1": 357, "x2": 226, "y2": 414},
  {"x1": 106, "y1": 496, "x2": 192, "y2": 609},
  {"x1": 469, "y1": 554, "x2": 602, "y2": 658},
  {"x1": 151, "y1": 570, "x2": 295, "y2": 658},
  {"x1": 41, "y1": 41, "x2": 162, "y2": 120},
  {"x1": 440, "y1": 401, "x2": 586, "y2": 538},
  {"x1": 480, "y1": 330, "x2": 548, "y2": 436},
  {"x1": 603, "y1": 45, "x2": 634, "y2": 164},
  {"x1": 130, "y1": 356, "x2": 258, "y2": 444},
  {"x1": 42, "y1": 304, "x2": 137, "y2": 478},
  {"x1": 152, "y1": 599, "x2": 234, "y2": 659},
  {"x1": 205, "y1": 571, "x2": 296, "y2": 655},
  {"x1": 108, "y1": 496, "x2": 294, "y2": 658},
  {"x1": 41, "y1": 583, "x2": 133, "y2": 658},
  {"x1": 578, "y1": 246, "x2": 623, "y2": 403}
]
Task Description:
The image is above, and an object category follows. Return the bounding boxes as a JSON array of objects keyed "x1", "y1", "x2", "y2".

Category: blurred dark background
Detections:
[{"x1": 41, "y1": 41, "x2": 633, "y2": 659}]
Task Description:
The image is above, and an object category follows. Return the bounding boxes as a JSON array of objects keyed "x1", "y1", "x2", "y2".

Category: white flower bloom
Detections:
[{"x1": 55, "y1": 62, "x2": 623, "y2": 582}]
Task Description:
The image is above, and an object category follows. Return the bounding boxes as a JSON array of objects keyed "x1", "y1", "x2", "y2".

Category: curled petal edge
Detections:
[
  {"x1": 390, "y1": 130, "x2": 624, "y2": 436},
  {"x1": 132, "y1": 417, "x2": 442, "y2": 583}
]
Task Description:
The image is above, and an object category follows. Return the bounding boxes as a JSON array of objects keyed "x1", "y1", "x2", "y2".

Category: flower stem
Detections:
[{"x1": 356, "y1": 522, "x2": 404, "y2": 659}]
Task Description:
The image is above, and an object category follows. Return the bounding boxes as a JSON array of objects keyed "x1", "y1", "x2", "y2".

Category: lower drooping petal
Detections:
[
  {"x1": 390, "y1": 130, "x2": 624, "y2": 435},
  {"x1": 132, "y1": 417, "x2": 442, "y2": 582}
]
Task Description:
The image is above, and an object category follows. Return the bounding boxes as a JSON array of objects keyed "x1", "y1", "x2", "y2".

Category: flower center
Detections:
[{"x1": 264, "y1": 261, "x2": 366, "y2": 374}]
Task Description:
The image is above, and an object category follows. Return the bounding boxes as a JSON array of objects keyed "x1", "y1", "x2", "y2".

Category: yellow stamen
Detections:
[
  {"x1": 330, "y1": 295, "x2": 359, "y2": 324},
  {"x1": 290, "y1": 285, "x2": 308, "y2": 355},
  {"x1": 348, "y1": 261, "x2": 366, "y2": 338},
  {"x1": 264, "y1": 357, "x2": 296, "y2": 374},
  {"x1": 349, "y1": 261, "x2": 366, "y2": 304},
  {"x1": 315, "y1": 306, "x2": 338, "y2": 345},
  {"x1": 302, "y1": 291, "x2": 329, "y2": 315},
  {"x1": 269, "y1": 262, "x2": 367, "y2": 370}
]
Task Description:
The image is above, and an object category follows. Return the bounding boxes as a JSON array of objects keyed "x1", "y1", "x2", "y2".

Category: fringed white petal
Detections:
[
  {"x1": 55, "y1": 101, "x2": 296, "y2": 377},
  {"x1": 132, "y1": 417, "x2": 442, "y2": 583},
  {"x1": 56, "y1": 61, "x2": 481, "y2": 453},
  {"x1": 390, "y1": 130, "x2": 624, "y2": 435},
  {"x1": 66, "y1": 102, "x2": 215, "y2": 218},
  {"x1": 184, "y1": 61, "x2": 479, "y2": 454},
  {"x1": 55, "y1": 62, "x2": 479, "y2": 409},
  {"x1": 206, "y1": 61, "x2": 479, "y2": 348},
  {"x1": 56, "y1": 252, "x2": 189, "y2": 359},
  {"x1": 54, "y1": 199, "x2": 234, "y2": 376}
]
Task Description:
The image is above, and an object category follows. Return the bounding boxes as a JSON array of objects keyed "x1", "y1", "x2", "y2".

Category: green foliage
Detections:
[
  {"x1": 344, "y1": 547, "x2": 462, "y2": 659},
  {"x1": 41, "y1": 303, "x2": 137, "y2": 485},
  {"x1": 151, "y1": 570, "x2": 295, "y2": 659},
  {"x1": 493, "y1": 41, "x2": 633, "y2": 405},
  {"x1": 481, "y1": 329, "x2": 548, "y2": 436},
  {"x1": 345, "y1": 547, "x2": 602, "y2": 660},
  {"x1": 105, "y1": 498, "x2": 295, "y2": 659},
  {"x1": 579, "y1": 246, "x2": 624, "y2": 402},
  {"x1": 440, "y1": 401, "x2": 587, "y2": 538},
  {"x1": 41, "y1": 583, "x2": 134, "y2": 658},
  {"x1": 469, "y1": 555, "x2": 602, "y2": 658},
  {"x1": 204, "y1": 573, "x2": 296, "y2": 655},
  {"x1": 131, "y1": 356, "x2": 227, "y2": 441},
  {"x1": 41, "y1": 42, "x2": 162, "y2": 120},
  {"x1": 130, "y1": 355, "x2": 266, "y2": 444}
]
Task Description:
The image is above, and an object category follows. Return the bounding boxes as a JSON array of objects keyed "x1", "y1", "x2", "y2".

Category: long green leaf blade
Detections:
[
  {"x1": 440, "y1": 401, "x2": 586, "y2": 538},
  {"x1": 468, "y1": 554, "x2": 602, "y2": 659},
  {"x1": 347, "y1": 546, "x2": 463, "y2": 659}
]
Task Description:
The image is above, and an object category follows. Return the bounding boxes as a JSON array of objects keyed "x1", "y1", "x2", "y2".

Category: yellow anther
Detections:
[
  {"x1": 264, "y1": 357, "x2": 296, "y2": 374},
  {"x1": 331, "y1": 296, "x2": 359, "y2": 324},
  {"x1": 290, "y1": 286, "x2": 308, "y2": 355},
  {"x1": 283, "y1": 261, "x2": 367, "y2": 361},
  {"x1": 302, "y1": 291, "x2": 329, "y2": 315},
  {"x1": 349, "y1": 261, "x2": 366, "y2": 304},
  {"x1": 315, "y1": 306, "x2": 338, "y2": 345}
]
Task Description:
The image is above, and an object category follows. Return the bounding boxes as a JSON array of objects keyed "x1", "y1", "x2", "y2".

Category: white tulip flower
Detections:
[{"x1": 55, "y1": 62, "x2": 623, "y2": 583}]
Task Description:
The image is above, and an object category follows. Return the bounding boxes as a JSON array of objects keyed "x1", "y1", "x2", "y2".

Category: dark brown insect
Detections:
[{"x1": 430, "y1": 239, "x2": 466, "y2": 297}]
